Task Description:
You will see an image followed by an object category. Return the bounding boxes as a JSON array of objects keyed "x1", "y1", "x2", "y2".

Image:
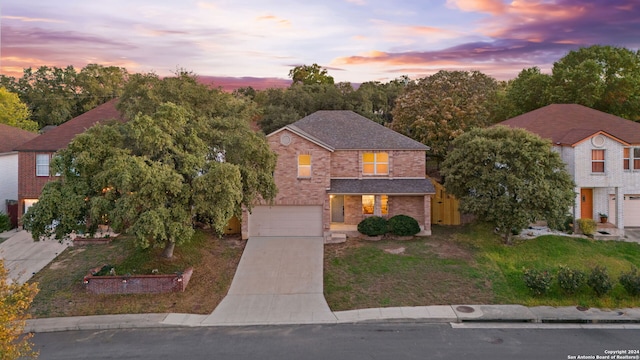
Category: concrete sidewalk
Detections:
[
  {"x1": 24, "y1": 304, "x2": 640, "y2": 333},
  {"x1": 0, "y1": 229, "x2": 69, "y2": 284}
]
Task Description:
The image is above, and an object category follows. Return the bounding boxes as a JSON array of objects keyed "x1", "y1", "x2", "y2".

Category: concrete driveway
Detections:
[
  {"x1": 626, "y1": 228, "x2": 640, "y2": 243},
  {"x1": 202, "y1": 236, "x2": 336, "y2": 325},
  {"x1": 0, "y1": 230, "x2": 69, "y2": 284}
]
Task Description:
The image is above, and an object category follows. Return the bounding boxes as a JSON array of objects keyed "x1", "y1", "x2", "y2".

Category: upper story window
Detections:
[
  {"x1": 624, "y1": 148, "x2": 640, "y2": 171},
  {"x1": 298, "y1": 154, "x2": 311, "y2": 178},
  {"x1": 591, "y1": 149, "x2": 605, "y2": 173},
  {"x1": 36, "y1": 154, "x2": 50, "y2": 177},
  {"x1": 362, "y1": 152, "x2": 388, "y2": 175}
]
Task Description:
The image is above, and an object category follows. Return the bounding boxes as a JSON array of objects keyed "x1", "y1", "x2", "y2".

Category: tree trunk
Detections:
[
  {"x1": 503, "y1": 231, "x2": 513, "y2": 245},
  {"x1": 162, "y1": 241, "x2": 175, "y2": 259}
]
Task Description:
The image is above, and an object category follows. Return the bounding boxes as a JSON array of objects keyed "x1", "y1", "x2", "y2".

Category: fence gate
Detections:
[{"x1": 430, "y1": 180, "x2": 462, "y2": 226}]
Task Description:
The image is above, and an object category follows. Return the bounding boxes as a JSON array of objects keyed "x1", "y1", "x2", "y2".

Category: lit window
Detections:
[
  {"x1": 362, "y1": 152, "x2": 388, "y2": 175},
  {"x1": 362, "y1": 195, "x2": 388, "y2": 215},
  {"x1": 298, "y1": 154, "x2": 311, "y2": 177},
  {"x1": 362, "y1": 195, "x2": 375, "y2": 214},
  {"x1": 36, "y1": 154, "x2": 50, "y2": 177},
  {"x1": 381, "y1": 195, "x2": 388, "y2": 215},
  {"x1": 591, "y1": 149, "x2": 605, "y2": 173}
]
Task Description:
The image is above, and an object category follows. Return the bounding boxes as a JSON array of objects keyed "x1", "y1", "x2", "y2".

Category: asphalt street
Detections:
[{"x1": 32, "y1": 323, "x2": 640, "y2": 360}]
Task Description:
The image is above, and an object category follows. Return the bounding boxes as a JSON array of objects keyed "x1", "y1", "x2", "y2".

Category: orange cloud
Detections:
[
  {"x1": 2, "y1": 15, "x2": 65, "y2": 23},
  {"x1": 446, "y1": 0, "x2": 506, "y2": 15},
  {"x1": 255, "y1": 15, "x2": 291, "y2": 28}
]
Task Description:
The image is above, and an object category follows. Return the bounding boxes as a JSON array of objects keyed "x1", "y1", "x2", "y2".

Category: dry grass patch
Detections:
[{"x1": 28, "y1": 230, "x2": 244, "y2": 318}]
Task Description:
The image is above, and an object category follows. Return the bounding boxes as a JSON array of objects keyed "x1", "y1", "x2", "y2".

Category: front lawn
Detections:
[
  {"x1": 28, "y1": 230, "x2": 244, "y2": 318},
  {"x1": 324, "y1": 224, "x2": 640, "y2": 311}
]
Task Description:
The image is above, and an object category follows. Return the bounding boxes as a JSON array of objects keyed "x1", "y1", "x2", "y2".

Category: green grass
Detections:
[{"x1": 324, "y1": 223, "x2": 640, "y2": 311}]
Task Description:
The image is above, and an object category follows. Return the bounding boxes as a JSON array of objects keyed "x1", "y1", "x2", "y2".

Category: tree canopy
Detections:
[
  {"x1": 0, "y1": 64, "x2": 128, "y2": 128},
  {"x1": 23, "y1": 72, "x2": 277, "y2": 258},
  {"x1": 0, "y1": 87, "x2": 38, "y2": 132},
  {"x1": 288, "y1": 63, "x2": 335, "y2": 85},
  {"x1": 550, "y1": 45, "x2": 640, "y2": 120},
  {"x1": 441, "y1": 126, "x2": 575, "y2": 244},
  {"x1": 391, "y1": 70, "x2": 499, "y2": 160}
]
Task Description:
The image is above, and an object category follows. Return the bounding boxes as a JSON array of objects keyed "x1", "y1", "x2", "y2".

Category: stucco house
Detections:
[
  {"x1": 0, "y1": 124, "x2": 39, "y2": 227},
  {"x1": 499, "y1": 104, "x2": 640, "y2": 234},
  {"x1": 13, "y1": 99, "x2": 123, "y2": 224},
  {"x1": 241, "y1": 110, "x2": 435, "y2": 241}
]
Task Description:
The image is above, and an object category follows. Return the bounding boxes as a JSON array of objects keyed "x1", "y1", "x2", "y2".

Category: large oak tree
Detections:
[
  {"x1": 441, "y1": 126, "x2": 575, "y2": 244},
  {"x1": 23, "y1": 72, "x2": 277, "y2": 258}
]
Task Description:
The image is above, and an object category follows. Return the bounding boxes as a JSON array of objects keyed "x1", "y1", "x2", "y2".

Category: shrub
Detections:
[
  {"x1": 523, "y1": 268, "x2": 553, "y2": 295},
  {"x1": 387, "y1": 215, "x2": 421, "y2": 236},
  {"x1": 619, "y1": 267, "x2": 640, "y2": 296},
  {"x1": 0, "y1": 212, "x2": 11, "y2": 232},
  {"x1": 576, "y1": 218, "x2": 597, "y2": 236},
  {"x1": 357, "y1": 216, "x2": 388, "y2": 236},
  {"x1": 587, "y1": 265, "x2": 613, "y2": 296},
  {"x1": 557, "y1": 265, "x2": 585, "y2": 294}
]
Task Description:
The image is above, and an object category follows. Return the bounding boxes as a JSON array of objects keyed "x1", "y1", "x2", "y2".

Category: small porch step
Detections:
[{"x1": 325, "y1": 233, "x2": 347, "y2": 244}]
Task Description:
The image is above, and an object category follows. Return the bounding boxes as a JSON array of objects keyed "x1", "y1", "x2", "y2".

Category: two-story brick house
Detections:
[
  {"x1": 499, "y1": 104, "x2": 640, "y2": 233},
  {"x1": 241, "y1": 110, "x2": 435, "y2": 240},
  {"x1": 13, "y1": 99, "x2": 123, "y2": 223}
]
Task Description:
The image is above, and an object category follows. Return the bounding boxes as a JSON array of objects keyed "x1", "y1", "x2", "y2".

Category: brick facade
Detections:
[
  {"x1": 17, "y1": 151, "x2": 58, "y2": 222},
  {"x1": 243, "y1": 116, "x2": 434, "y2": 239}
]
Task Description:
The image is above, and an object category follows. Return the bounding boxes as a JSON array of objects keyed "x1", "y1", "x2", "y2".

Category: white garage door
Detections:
[
  {"x1": 248, "y1": 205, "x2": 323, "y2": 237},
  {"x1": 609, "y1": 195, "x2": 640, "y2": 227}
]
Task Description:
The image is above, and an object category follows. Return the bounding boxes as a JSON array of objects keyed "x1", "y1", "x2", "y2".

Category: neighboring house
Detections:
[
  {"x1": 0, "y1": 124, "x2": 39, "y2": 227},
  {"x1": 13, "y1": 99, "x2": 123, "y2": 224},
  {"x1": 499, "y1": 104, "x2": 640, "y2": 232},
  {"x1": 241, "y1": 110, "x2": 435, "y2": 240}
]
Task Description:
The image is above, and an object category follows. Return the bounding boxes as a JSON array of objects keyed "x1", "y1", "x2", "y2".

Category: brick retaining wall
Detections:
[{"x1": 83, "y1": 267, "x2": 193, "y2": 294}]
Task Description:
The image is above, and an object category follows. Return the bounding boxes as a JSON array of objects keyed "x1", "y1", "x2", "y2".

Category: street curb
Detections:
[{"x1": 23, "y1": 305, "x2": 640, "y2": 333}]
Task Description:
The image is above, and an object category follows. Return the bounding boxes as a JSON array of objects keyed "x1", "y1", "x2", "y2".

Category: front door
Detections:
[
  {"x1": 581, "y1": 188, "x2": 593, "y2": 219},
  {"x1": 330, "y1": 195, "x2": 344, "y2": 223}
]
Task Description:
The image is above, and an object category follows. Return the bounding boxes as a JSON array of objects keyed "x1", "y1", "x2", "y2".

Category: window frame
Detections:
[
  {"x1": 297, "y1": 154, "x2": 312, "y2": 178},
  {"x1": 362, "y1": 152, "x2": 389, "y2": 176},
  {"x1": 591, "y1": 149, "x2": 605, "y2": 173},
  {"x1": 36, "y1": 154, "x2": 50, "y2": 177}
]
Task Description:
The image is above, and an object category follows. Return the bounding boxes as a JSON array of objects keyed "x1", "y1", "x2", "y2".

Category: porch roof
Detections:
[{"x1": 329, "y1": 179, "x2": 435, "y2": 195}]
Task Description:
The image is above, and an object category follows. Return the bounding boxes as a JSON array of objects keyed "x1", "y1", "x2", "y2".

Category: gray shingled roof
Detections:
[
  {"x1": 287, "y1": 110, "x2": 429, "y2": 150},
  {"x1": 329, "y1": 179, "x2": 435, "y2": 194}
]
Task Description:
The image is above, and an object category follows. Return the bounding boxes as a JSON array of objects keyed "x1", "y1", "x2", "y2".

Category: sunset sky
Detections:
[{"x1": 1, "y1": 0, "x2": 639, "y2": 86}]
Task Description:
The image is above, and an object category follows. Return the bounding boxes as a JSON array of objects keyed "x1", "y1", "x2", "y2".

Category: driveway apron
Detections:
[
  {"x1": 0, "y1": 230, "x2": 69, "y2": 284},
  {"x1": 202, "y1": 236, "x2": 336, "y2": 325}
]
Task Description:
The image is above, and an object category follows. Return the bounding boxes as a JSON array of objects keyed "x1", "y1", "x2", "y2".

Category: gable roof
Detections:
[
  {"x1": 14, "y1": 99, "x2": 124, "y2": 152},
  {"x1": 498, "y1": 104, "x2": 640, "y2": 146},
  {"x1": 0, "y1": 123, "x2": 39, "y2": 154},
  {"x1": 271, "y1": 110, "x2": 429, "y2": 151}
]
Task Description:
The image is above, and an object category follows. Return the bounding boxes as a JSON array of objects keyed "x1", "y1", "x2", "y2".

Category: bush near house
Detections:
[
  {"x1": 357, "y1": 216, "x2": 388, "y2": 236},
  {"x1": 587, "y1": 265, "x2": 613, "y2": 296},
  {"x1": 0, "y1": 212, "x2": 11, "y2": 232},
  {"x1": 522, "y1": 268, "x2": 554, "y2": 295},
  {"x1": 388, "y1": 215, "x2": 421, "y2": 236},
  {"x1": 556, "y1": 265, "x2": 586, "y2": 294},
  {"x1": 577, "y1": 218, "x2": 597, "y2": 236}
]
